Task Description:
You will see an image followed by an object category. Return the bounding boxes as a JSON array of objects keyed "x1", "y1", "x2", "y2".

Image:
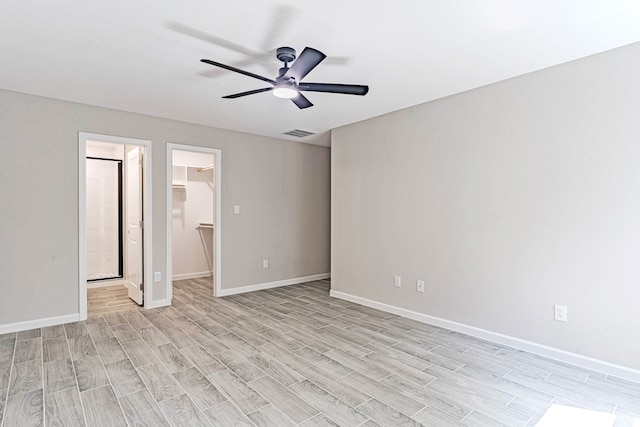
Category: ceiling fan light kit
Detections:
[
  {"x1": 201, "y1": 46, "x2": 368, "y2": 109},
  {"x1": 273, "y1": 85, "x2": 298, "y2": 99}
]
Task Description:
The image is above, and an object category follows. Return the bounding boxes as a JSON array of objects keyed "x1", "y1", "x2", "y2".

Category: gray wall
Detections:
[
  {"x1": 0, "y1": 90, "x2": 330, "y2": 325},
  {"x1": 331, "y1": 42, "x2": 640, "y2": 370}
]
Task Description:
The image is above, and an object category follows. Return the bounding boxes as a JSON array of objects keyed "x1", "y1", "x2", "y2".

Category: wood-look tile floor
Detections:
[
  {"x1": 1, "y1": 278, "x2": 639, "y2": 426},
  {"x1": 87, "y1": 284, "x2": 138, "y2": 314}
]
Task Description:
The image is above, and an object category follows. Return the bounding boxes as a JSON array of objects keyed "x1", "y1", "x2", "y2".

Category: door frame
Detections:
[
  {"x1": 166, "y1": 143, "x2": 222, "y2": 299},
  {"x1": 79, "y1": 132, "x2": 153, "y2": 320}
]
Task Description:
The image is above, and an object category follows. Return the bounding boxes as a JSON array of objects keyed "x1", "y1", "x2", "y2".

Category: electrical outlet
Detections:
[
  {"x1": 394, "y1": 275, "x2": 401, "y2": 288},
  {"x1": 154, "y1": 272, "x2": 161, "y2": 282},
  {"x1": 234, "y1": 205, "x2": 240, "y2": 215},
  {"x1": 263, "y1": 259, "x2": 269, "y2": 269},
  {"x1": 554, "y1": 304, "x2": 567, "y2": 322},
  {"x1": 416, "y1": 280, "x2": 425, "y2": 293}
]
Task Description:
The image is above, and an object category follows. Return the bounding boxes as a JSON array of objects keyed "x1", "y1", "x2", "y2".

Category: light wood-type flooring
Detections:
[
  {"x1": 87, "y1": 284, "x2": 139, "y2": 314},
  {"x1": 1, "y1": 278, "x2": 639, "y2": 426}
]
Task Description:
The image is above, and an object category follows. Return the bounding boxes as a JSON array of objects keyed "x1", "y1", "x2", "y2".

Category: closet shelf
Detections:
[
  {"x1": 172, "y1": 165, "x2": 188, "y2": 187},
  {"x1": 196, "y1": 223, "x2": 214, "y2": 229}
]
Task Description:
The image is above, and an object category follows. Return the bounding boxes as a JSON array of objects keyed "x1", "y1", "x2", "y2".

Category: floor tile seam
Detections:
[
  {"x1": 548, "y1": 383, "x2": 632, "y2": 410},
  {"x1": 4, "y1": 384, "x2": 47, "y2": 401},
  {"x1": 82, "y1": 323, "x2": 130, "y2": 425},
  {"x1": 300, "y1": 353, "x2": 354, "y2": 380},
  {"x1": 43, "y1": 380, "x2": 77, "y2": 396},
  {"x1": 422, "y1": 364, "x2": 518, "y2": 402},
  {"x1": 179, "y1": 384, "x2": 229, "y2": 413},
  {"x1": 501, "y1": 368, "x2": 513, "y2": 379},
  {"x1": 162, "y1": 391, "x2": 212, "y2": 425},
  {"x1": 425, "y1": 373, "x2": 523, "y2": 410},
  {"x1": 39, "y1": 332, "x2": 46, "y2": 427},
  {"x1": 285, "y1": 369, "x2": 371, "y2": 409},
  {"x1": 351, "y1": 398, "x2": 377, "y2": 426},
  {"x1": 2, "y1": 340, "x2": 44, "y2": 400},
  {"x1": 508, "y1": 376, "x2": 615, "y2": 413},
  {"x1": 466, "y1": 408, "x2": 530, "y2": 427},
  {"x1": 111, "y1": 381, "x2": 148, "y2": 400},
  {"x1": 142, "y1": 389, "x2": 177, "y2": 427},
  {"x1": 452, "y1": 362, "x2": 467, "y2": 373},
  {"x1": 342, "y1": 371, "x2": 425, "y2": 417},
  {"x1": 540, "y1": 375, "x2": 622, "y2": 409},
  {"x1": 152, "y1": 344, "x2": 193, "y2": 376},
  {"x1": 64, "y1": 325, "x2": 90, "y2": 427},
  {"x1": 207, "y1": 369, "x2": 270, "y2": 418},
  {"x1": 585, "y1": 376, "x2": 640, "y2": 397},
  {"x1": 459, "y1": 408, "x2": 475, "y2": 423},
  {"x1": 505, "y1": 394, "x2": 518, "y2": 407},
  {"x1": 246, "y1": 377, "x2": 319, "y2": 424},
  {"x1": 205, "y1": 399, "x2": 259, "y2": 427},
  {"x1": 243, "y1": 404, "x2": 291, "y2": 427},
  {"x1": 136, "y1": 365, "x2": 185, "y2": 405},
  {"x1": 13, "y1": 337, "x2": 41, "y2": 364},
  {"x1": 150, "y1": 318, "x2": 198, "y2": 351}
]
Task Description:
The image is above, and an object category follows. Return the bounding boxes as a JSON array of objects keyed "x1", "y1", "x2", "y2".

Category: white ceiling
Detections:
[{"x1": 2, "y1": 1, "x2": 640, "y2": 147}]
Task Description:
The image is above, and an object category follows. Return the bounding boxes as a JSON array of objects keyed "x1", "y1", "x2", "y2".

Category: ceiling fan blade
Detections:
[
  {"x1": 284, "y1": 47, "x2": 326, "y2": 81},
  {"x1": 262, "y1": 6, "x2": 297, "y2": 51},
  {"x1": 291, "y1": 93, "x2": 313, "y2": 109},
  {"x1": 169, "y1": 22, "x2": 259, "y2": 58},
  {"x1": 201, "y1": 59, "x2": 275, "y2": 84},
  {"x1": 222, "y1": 87, "x2": 273, "y2": 99},
  {"x1": 299, "y1": 83, "x2": 369, "y2": 96}
]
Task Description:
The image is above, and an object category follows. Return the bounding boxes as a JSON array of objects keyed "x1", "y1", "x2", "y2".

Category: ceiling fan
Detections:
[{"x1": 201, "y1": 47, "x2": 369, "y2": 109}]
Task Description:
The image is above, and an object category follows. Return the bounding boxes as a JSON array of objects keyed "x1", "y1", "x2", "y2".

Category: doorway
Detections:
[
  {"x1": 79, "y1": 133, "x2": 153, "y2": 319},
  {"x1": 167, "y1": 144, "x2": 221, "y2": 300},
  {"x1": 85, "y1": 155, "x2": 123, "y2": 282}
]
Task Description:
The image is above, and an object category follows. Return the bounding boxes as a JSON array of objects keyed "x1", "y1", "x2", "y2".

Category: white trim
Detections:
[
  {"x1": 329, "y1": 290, "x2": 640, "y2": 383},
  {"x1": 217, "y1": 273, "x2": 331, "y2": 297},
  {"x1": 79, "y1": 132, "x2": 153, "y2": 320},
  {"x1": 167, "y1": 144, "x2": 222, "y2": 301},
  {"x1": 172, "y1": 272, "x2": 213, "y2": 281},
  {"x1": 87, "y1": 279, "x2": 127, "y2": 289},
  {"x1": 0, "y1": 314, "x2": 80, "y2": 335}
]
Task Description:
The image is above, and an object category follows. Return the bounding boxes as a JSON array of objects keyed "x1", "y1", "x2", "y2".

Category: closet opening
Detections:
[{"x1": 167, "y1": 144, "x2": 222, "y2": 300}]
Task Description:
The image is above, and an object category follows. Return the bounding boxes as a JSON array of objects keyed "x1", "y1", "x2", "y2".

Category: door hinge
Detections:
[
  {"x1": 140, "y1": 220, "x2": 144, "y2": 229},
  {"x1": 139, "y1": 283, "x2": 144, "y2": 291}
]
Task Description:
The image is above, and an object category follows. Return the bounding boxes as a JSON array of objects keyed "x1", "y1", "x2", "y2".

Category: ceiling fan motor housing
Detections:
[{"x1": 276, "y1": 47, "x2": 296, "y2": 64}]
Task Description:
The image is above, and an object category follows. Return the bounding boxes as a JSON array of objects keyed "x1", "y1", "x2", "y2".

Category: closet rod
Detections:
[{"x1": 197, "y1": 165, "x2": 214, "y2": 172}]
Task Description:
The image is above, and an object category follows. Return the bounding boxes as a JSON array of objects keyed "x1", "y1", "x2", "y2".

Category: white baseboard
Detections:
[
  {"x1": 0, "y1": 313, "x2": 81, "y2": 334},
  {"x1": 172, "y1": 272, "x2": 213, "y2": 281},
  {"x1": 87, "y1": 279, "x2": 126, "y2": 289},
  {"x1": 330, "y1": 290, "x2": 640, "y2": 384},
  {"x1": 217, "y1": 273, "x2": 330, "y2": 297},
  {"x1": 145, "y1": 298, "x2": 171, "y2": 309}
]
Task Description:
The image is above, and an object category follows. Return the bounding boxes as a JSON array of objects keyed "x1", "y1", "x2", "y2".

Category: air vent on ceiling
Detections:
[{"x1": 283, "y1": 129, "x2": 315, "y2": 138}]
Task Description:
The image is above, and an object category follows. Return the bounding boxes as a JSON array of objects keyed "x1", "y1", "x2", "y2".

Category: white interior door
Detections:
[{"x1": 126, "y1": 147, "x2": 144, "y2": 305}]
